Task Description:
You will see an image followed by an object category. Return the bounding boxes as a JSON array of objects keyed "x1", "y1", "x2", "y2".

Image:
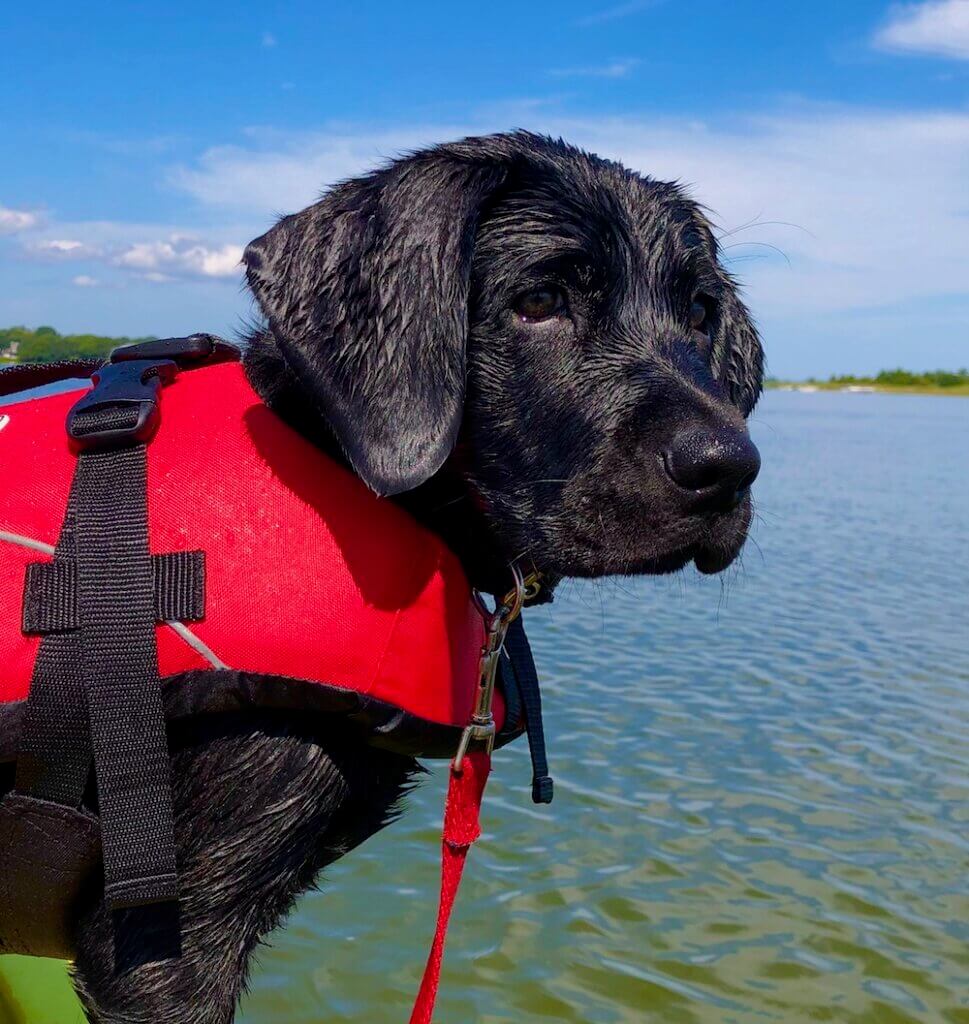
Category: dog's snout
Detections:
[{"x1": 663, "y1": 427, "x2": 761, "y2": 508}]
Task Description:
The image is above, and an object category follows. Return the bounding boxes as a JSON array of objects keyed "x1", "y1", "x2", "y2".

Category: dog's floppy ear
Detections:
[
  {"x1": 717, "y1": 290, "x2": 764, "y2": 417},
  {"x1": 244, "y1": 151, "x2": 507, "y2": 495}
]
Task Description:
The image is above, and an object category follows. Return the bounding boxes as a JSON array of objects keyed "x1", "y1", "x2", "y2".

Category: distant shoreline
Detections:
[
  {"x1": 5, "y1": 352, "x2": 969, "y2": 398},
  {"x1": 768, "y1": 382, "x2": 969, "y2": 398}
]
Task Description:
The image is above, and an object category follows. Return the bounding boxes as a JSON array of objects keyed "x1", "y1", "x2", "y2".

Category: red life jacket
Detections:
[
  {"x1": 0, "y1": 357, "x2": 514, "y2": 751},
  {"x1": 0, "y1": 339, "x2": 548, "y2": 1024}
]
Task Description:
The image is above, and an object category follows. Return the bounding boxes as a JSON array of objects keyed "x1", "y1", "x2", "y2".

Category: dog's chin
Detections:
[
  {"x1": 542, "y1": 543, "x2": 742, "y2": 580},
  {"x1": 690, "y1": 544, "x2": 741, "y2": 575},
  {"x1": 532, "y1": 505, "x2": 753, "y2": 582},
  {"x1": 458, "y1": 490, "x2": 753, "y2": 594}
]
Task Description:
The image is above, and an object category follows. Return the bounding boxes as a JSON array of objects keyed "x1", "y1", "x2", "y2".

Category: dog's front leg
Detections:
[{"x1": 70, "y1": 715, "x2": 417, "y2": 1024}]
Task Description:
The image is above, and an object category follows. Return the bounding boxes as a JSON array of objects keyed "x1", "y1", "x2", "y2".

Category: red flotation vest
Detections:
[
  {"x1": 0, "y1": 338, "x2": 549, "y2": 1023},
  {"x1": 0, "y1": 358, "x2": 511, "y2": 741}
]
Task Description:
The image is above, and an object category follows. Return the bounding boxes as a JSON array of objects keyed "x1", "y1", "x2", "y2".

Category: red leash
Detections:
[
  {"x1": 410, "y1": 568, "x2": 540, "y2": 1022},
  {"x1": 409, "y1": 749, "x2": 491, "y2": 1024}
]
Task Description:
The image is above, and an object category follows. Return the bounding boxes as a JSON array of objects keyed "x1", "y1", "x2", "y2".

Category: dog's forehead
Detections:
[{"x1": 482, "y1": 152, "x2": 714, "y2": 271}]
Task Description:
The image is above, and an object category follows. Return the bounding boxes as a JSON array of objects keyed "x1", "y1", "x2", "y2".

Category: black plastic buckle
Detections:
[
  {"x1": 66, "y1": 359, "x2": 177, "y2": 450},
  {"x1": 110, "y1": 333, "x2": 234, "y2": 367}
]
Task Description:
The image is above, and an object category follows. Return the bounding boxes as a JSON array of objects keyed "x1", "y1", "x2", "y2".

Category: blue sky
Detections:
[{"x1": 2, "y1": 0, "x2": 967, "y2": 377}]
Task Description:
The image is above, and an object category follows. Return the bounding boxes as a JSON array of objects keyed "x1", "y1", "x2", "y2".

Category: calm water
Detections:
[
  {"x1": 1, "y1": 388, "x2": 965, "y2": 1022},
  {"x1": 232, "y1": 392, "x2": 969, "y2": 1024}
]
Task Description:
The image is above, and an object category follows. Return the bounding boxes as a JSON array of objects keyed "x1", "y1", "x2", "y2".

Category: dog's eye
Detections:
[
  {"x1": 690, "y1": 299, "x2": 709, "y2": 332},
  {"x1": 514, "y1": 286, "x2": 566, "y2": 323}
]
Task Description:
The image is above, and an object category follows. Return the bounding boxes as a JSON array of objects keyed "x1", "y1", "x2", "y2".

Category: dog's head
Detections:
[{"x1": 244, "y1": 132, "x2": 763, "y2": 593}]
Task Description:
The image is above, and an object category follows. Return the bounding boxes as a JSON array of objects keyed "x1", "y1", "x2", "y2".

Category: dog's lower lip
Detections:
[{"x1": 693, "y1": 546, "x2": 734, "y2": 574}]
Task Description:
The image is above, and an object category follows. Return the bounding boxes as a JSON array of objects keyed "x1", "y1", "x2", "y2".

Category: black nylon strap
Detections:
[
  {"x1": 22, "y1": 561, "x2": 77, "y2": 634},
  {"x1": 73, "y1": 445, "x2": 179, "y2": 908},
  {"x1": 7, "y1": 340, "x2": 230, "y2": 948},
  {"x1": 0, "y1": 359, "x2": 101, "y2": 399},
  {"x1": 152, "y1": 551, "x2": 205, "y2": 624},
  {"x1": 23, "y1": 552, "x2": 206, "y2": 633},
  {"x1": 14, "y1": 477, "x2": 91, "y2": 807},
  {"x1": 71, "y1": 404, "x2": 141, "y2": 437},
  {"x1": 503, "y1": 615, "x2": 554, "y2": 804}
]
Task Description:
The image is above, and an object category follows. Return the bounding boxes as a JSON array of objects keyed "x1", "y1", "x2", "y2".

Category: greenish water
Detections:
[
  {"x1": 2, "y1": 391, "x2": 967, "y2": 1022},
  {"x1": 237, "y1": 392, "x2": 968, "y2": 1023}
]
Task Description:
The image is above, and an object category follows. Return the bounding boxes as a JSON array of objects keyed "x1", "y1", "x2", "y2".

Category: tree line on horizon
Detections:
[
  {"x1": 0, "y1": 325, "x2": 156, "y2": 363},
  {"x1": 802, "y1": 368, "x2": 969, "y2": 389},
  {"x1": 4, "y1": 326, "x2": 967, "y2": 389}
]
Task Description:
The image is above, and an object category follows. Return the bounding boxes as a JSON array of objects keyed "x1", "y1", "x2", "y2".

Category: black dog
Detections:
[{"x1": 62, "y1": 131, "x2": 763, "y2": 1022}]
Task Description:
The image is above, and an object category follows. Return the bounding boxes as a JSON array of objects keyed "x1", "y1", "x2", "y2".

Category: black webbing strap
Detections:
[
  {"x1": 0, "y1": 335, "x2": 238, "y2": 402},
  {"x1": 153, "y1": 551, "x2": 205, "y2": 622},
  {"x1": 0, "y1": 462, "x2": 101, "y2": 959},
  {"x1": 14, "y1": 474, "x2": 91, "y2": 807},
  {"x1": 0, "y1": 359, "x2": 101, "y2": 399},
  {"x1": 503, "y1": 615, "x2": 554, "y2": 804},
  {"x1": 23, "y1": 552, "x2": 205, "y2": 633},
  {"x1": 2, "y1": 337, "x2": 234, "y2": 955},
  {"x1": 72, "y1": 442, "x2": 179, "y2": 908}
]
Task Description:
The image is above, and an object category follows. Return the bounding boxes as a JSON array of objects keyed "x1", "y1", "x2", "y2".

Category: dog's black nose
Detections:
[{"x1": 663, "y1": 427, "x2": 760, "y2": 508}]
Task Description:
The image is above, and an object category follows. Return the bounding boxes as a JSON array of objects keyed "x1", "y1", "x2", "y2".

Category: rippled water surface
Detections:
[
  {"x1": 0, "y1": 386, "x2": 964, "y2": 1024},
  {"x1": 235, "y1": 392, "x2": 969, "y2": 1023},
  {"x1": 9, "y1": 383, "x2": 963, "y2": 1024}
]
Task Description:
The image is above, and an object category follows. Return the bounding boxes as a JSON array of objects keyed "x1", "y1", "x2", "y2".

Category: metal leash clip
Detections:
[{"x1": 453, "y1": 565, "x2": 541, "y2": 772}]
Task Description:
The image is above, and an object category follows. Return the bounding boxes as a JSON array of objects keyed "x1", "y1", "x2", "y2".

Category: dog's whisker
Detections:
[
  {"x1": 716, "y1": 217, "x2": 814, "y2": 241},
  {"x1": 721, "y1": 240, "x2": 792, "y2": 267}
]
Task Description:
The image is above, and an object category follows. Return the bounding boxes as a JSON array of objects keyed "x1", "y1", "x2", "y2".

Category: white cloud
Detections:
[
  {"x1": 0, "y1": 206, "x2": 38, "y2": 236},
  {"x1": 41, "y1": 238, "x2": 85, "y2": 252},
  {"x1": 72, "y1": 275, "x2": 99, "y2": 287},
  {"x1": 874, "y1": 0, "x2": 969, "y2": 59},
  {"x1": 169, "y1": 126, "x2": 456, "y2": 212},
  {"x1": 549, "y1": 59, "x2": 639, "y2": 79},
  {"x1": 12, "y1": 216, "x2": 245, "y2": 284},
  {"x1": 29, "y1": 238, "x2": 100, "y2": 260},
  {"x1": 7, "y1": 104, "x2": 967, "y2": 373},
  {"x1": 169, "y1": 108, "x2": 969, "y2": 323},
  {"x1": 556, "y1": 109, "x2": 969, "y2": 319},
  {"x1": 114, "y1": 237, "x2": 244, "y2": 279},
  {"x1": 262, "y1": 31, "x2": 277, "y2": 47}
]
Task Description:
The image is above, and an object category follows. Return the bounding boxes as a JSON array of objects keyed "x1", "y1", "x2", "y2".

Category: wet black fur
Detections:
[{"x1": 61, "y1": 132, "x2": 763, "y2": 1021}]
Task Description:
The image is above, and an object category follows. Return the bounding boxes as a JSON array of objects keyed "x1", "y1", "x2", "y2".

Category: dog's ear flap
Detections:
[
  {"x1": 716, "y1": 290, "x2": 764, "y2": 417},
  {"x1": 244, "y1": 154, "x2": 507, "y2": 495}
]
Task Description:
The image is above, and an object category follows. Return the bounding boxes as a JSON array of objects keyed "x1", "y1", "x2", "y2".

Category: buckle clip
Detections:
[
  {"x1": 66, "y1": 359, "x2": 177, "y2": 450},
  {"x1": 110, "y1": 333, "x2": 228, "y2": 367}
]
